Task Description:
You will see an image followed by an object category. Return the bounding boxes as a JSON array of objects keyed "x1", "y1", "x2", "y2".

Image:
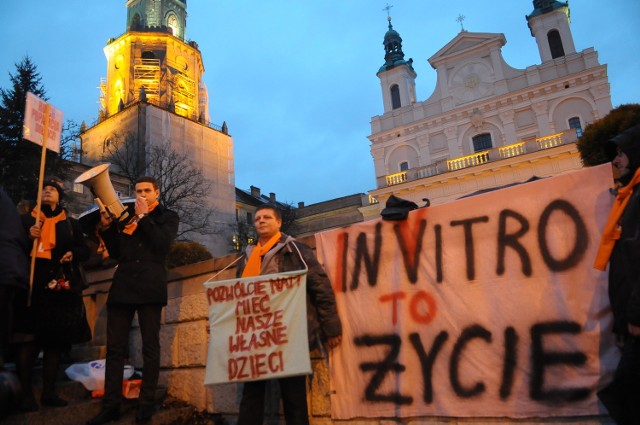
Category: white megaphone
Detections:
[{"x1": 75, "y1": 163, "x2": 131, "y2": 222}]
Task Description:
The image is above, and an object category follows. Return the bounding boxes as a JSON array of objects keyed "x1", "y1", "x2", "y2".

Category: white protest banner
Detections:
[
  {"x1": 23, "y1": 91, "x2": 63, "y2": 153},
  {"x1": 204, "y1": 270, "x2": 311, "y2": 385},
  {"x1": 315, "y1": 164, "x2": 618, "y2": 419}
]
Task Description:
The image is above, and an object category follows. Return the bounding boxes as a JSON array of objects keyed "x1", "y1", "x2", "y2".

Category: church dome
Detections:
[{"x1": 378, "y1": 17, "x2": 414, "y2": 73}]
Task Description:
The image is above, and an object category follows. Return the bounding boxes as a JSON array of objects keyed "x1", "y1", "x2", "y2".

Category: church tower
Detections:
[
  {"x1": 100, "y1": 0, "x2": 208, "y2": 123},
  {"x1": 526, "y1": 0, "x2": 576, "y2": 62},
  {"x1": 81, "y1": 0, "x2": 235, "y2": 257},
  {"x1": 376, "y1": 16, "x2": 417, "y2": 113}
]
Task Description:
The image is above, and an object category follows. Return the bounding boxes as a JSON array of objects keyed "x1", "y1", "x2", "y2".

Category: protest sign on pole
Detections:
[
  {"x1": 23, "y1": 91, "x2": 63, "y2": 153},
  {"x1": 22, "y1": 92, "x2": 63, "y2": 301},
  {"x1": 204, "y1": 270, "x2": 311, "y2": 385}
]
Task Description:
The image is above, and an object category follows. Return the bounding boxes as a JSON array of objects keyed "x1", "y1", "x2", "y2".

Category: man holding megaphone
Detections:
[{"x1": 87, "y1": 176, "x2": 178, "y2": 425}]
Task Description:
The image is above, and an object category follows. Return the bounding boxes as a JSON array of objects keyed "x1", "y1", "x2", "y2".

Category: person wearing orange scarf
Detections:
[
  {"x1": 595, "y1": 123, "x2": 640, "y2": 425},
  {"x1": 88, "y1": 176, "x2": 179, "y2": 425},
  {"x1": 234, "y1": 204, "x2": 342, "y2": 425},
  {"x1": 15, "y1": 178, "x2": 90, "y2": 412}
]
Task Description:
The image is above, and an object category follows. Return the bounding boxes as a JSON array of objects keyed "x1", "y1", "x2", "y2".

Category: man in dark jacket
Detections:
[
  {"x1": 87, "y1": 176, "x2": 178, "y2": 425},
  {"x1": 594, "y1": 123, "x2": 640, "y2": 425},
  {"x1": 236, "y1": 204, "x2": 341, "y2": 425}
]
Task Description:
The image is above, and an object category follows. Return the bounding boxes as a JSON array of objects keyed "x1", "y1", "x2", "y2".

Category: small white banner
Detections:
[
  {"x1": 23, "y1": 92, "x2": 63, "y2": 153},
  {"x1": 204, "y1": 270, "x2": 311, "y2": 385}
]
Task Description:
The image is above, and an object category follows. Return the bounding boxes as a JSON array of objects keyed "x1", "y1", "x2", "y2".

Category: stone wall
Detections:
[{"x1": 80, "y1": 237, "x2": 613, "y2": 424}]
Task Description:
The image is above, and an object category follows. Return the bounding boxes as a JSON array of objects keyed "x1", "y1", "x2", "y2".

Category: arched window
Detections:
[
  {"x1": 472, "y1": 133, "x2": 493, "y2": 152},
  {"x1": 400, "y1": 161, "x2": 409, "y2": 171},
  {"x1": 131, "y1": 13, "x2": 141, "y2": 30},
  {"x1": 141, "y1": 51, "x2": 156, "y2": 60},
  {"x1": 167, "y1": 14, "x2": 178, "y2": 36},
  {"x1": 390, "y1": 84, "x2": 401, "y2": 110},
  {"x1": 102, "y1": 137, "x2": 112, "y2": 153},
  {"x1": 568, "y1": 116, "x2": 583, "y2": 137},
  {"x1": 547, "y1": 30, "x2": 565, "y2": 59}
]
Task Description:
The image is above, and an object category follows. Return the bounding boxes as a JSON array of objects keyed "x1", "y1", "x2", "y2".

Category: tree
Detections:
[
  {"x1": 60, "y1": 120, "x2": 82, "y2": 161},
  {"x1": 232, "y1": 220, "x2": 256, "y2": 253},
  {"x1": 103, "y1": 132, "x2": 218, "y2": 239},
  {"x1": 0, "y1": 56, "x2": 73, "y2": 203},
  {"x1": 279, "y1": 202, "x2": 296, "y2": 235},
  {"x1": 577, "y1": 104, "x2": 640, "y2": 167},
  {"x1": 101, "y1": 131, "x2": 145, "y2": 182}
]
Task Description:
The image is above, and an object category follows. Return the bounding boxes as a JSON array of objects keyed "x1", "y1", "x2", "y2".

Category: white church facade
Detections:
[{"x1": 368, "y1": 0, "x2": 612, "y2": 210}]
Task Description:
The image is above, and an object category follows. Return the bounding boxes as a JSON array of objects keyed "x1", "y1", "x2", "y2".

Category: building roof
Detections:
[
  {"x1": 235, "y1": 187, "x2": 291, "y2": 210},
  {"x1": 526, "y1": 0, "x2": 569, "y2": 20}
]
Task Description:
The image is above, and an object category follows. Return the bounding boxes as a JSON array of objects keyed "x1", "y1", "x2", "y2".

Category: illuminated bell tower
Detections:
[
  {"x1": 100, "y1": 0, "x2": 209, "y2": 123},
  {"x1": 82, "y1": 0, "x2": 234, "y2": 257}
]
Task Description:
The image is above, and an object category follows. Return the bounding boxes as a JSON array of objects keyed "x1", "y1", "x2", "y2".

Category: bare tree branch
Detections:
[{"x1": 102, "y1": 132, "x2": 219, "y2": 238}]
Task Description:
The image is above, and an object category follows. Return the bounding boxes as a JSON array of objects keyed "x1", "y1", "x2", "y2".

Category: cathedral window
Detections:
[
  {"x1": 131, "y1": 13, "x2": 141, "y2": 30},
  {"x1": 547, "y1": 30, "x2": 565, "y2": 59},
  {"x1": 472, "y1": 133, "x2": 493, "y2": 152},
  {"x1": 390, "y1": 84, "x2": 401, "y2": 109},
  {"x1": 167, "y1": 14, "x2": 178, "y2": 37},
  {"x1": 568, "y1": 116, "x2": 583, "y2": 137},
  {"x1": 400, "y1": 161, "x2": 409, "y2": 171}
]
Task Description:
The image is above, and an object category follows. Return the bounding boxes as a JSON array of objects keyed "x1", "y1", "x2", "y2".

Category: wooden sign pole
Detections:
[{"x1": 28, "y1": 103, "x2": 51, "y2": 305}]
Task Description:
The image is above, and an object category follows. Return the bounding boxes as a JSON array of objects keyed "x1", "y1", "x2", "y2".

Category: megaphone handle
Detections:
[
  {"x1": 95, "y1": 198, "x2": 115, "y2": 229},
  {"x1": 95, "y1": 197, "x2": 106, "y2": 212}
]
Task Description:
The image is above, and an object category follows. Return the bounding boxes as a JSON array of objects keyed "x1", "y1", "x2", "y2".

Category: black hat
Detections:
[
  {"x1": 43, "y1": 176, "x2": 65, "y2": 201},
  {"x1": 381, "y1": 195, "x2": 419, "y2": 221},
  {"x1": 605, "y1": 123, "x2": 640, "y2": 166}
]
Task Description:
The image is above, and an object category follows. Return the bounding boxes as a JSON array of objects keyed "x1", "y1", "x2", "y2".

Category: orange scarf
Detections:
[
  {"x1": 123, "y1": 201, "x2": 159, "y2": 235},
  {"x1": 594, "y1": 168, "x2": 640, "y2": 270},
  {"x1": 241, "y1": 232, "x2": 282, "y2": 277},
  {"x1": 31, "y1": 208, "x2": 67, "y2": 259}
]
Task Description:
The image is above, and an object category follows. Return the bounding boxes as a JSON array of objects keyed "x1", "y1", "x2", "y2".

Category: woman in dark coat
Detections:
[{"x1": 13, "y1": 178, "x2": 90, "y2": 411}]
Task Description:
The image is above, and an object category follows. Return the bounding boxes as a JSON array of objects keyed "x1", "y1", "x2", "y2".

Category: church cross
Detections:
[
  {"x1": 456, "y1": 14, "x2": 466, "y2": 31},
  {"x1": 383, "y1": 3, "x2": 394, "y2": 18}
]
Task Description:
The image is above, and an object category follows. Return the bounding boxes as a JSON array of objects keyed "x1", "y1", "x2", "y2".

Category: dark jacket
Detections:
[
  {"x1": 606, "y1": 124, "x2": 640, "y2": 335},
  {"x1": 20, "y1": 206, "x2": 90, "y2": 295},
  {"x1": 100, "y1": 203, "x2": 179, "y2": 306},
  {"x1": 0, "y1": 187, "x2": 29, "y2": 290},
  {"x1": 237, "y1": 233, "x2": 342, "y2": 349}
]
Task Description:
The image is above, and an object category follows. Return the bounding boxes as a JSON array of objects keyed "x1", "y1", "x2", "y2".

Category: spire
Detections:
[
  {"x1": 378, "y1": 16, "x2": 414, "y2": 74},
  {"x1": 526, "y1": 0, "x2": 569, "y2": 20},
  {"x1": 126, "y1": 0, "x2": 188, "y2": 41}
]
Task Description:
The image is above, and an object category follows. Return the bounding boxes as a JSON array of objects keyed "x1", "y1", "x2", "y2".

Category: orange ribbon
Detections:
[
  {"x1": 30, "y1": 209, "x2": 66, "y2": 259},
  {"x1": 123, "y1": 201, "x2": 158, "y2": 235},
  {"x1": 594, "y1": 168, "x2": 640, "y2": 270},
  {"x1": 241, "y1": 232, "x2": 282, "y2": 277}
]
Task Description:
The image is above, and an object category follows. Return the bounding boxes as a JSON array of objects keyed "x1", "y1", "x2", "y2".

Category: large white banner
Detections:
[
  {"x1": 204, "y1": 270, "x2": 311, "y2": 385},
  {"x1": 315, "y1": 164, "x2": 619, "y2": 419}
]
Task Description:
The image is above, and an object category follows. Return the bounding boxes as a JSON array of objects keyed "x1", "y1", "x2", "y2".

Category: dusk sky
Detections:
[{"x1": 3, "y1": 1, "x2": 639, "y2": 206}]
